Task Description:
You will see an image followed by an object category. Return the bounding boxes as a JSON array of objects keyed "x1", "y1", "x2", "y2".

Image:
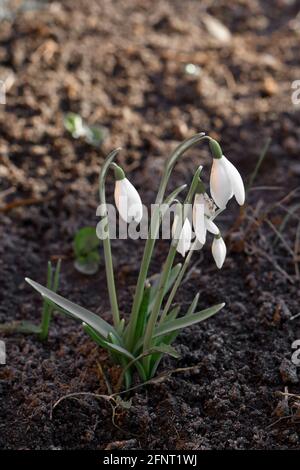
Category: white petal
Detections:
[
  {"x1": 191, "y1": 238, "x2": 203, "y2": 251},
  {"x1": 114, "y1": 178, "x2": 143, "y2": 223},
  {"x1": 193, "y1": 193, "x2": 206, "y2": 245},
  {"x1": 176, "y1": 218, "x2": 192, "y2": 257},
  {"x1": 210, "y1": 157, "x2": 232, "y2": 209},
  {"x1": 205, "y1": 218, "x2": 219, "y2": 235},
  {"x1": 212, "y1": 237, "x2": 226, "y2": 269},
  {"x1": 222, "y1": 156, "x2": 245, "y2": 206},
  {"x1": 172, "y1": 213, "x2": 180, "y2": 239}
]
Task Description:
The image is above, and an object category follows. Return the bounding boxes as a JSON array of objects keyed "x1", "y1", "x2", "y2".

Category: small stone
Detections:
[
  {"x1": 262, "y1": 76, "x2": 279, "y2": 96},
  {"x1": 184, "y1": 63, "x2": 201, "y2": 77},
  {"x1": 172, "y1": 121, "x2": 188, "y2": 139},
  {"x1": 290, "y1": 163, "x2": 300, "y2": 175},
  {"x1": 203, "y1": 14, "x2": 232, "y2": 44},
  {"x1": 273, "y1": 398, "x2": 289, "y2": 417},
  {"x1": 289, "y1": 433, "x2": 299, "y2": 444},
  {"x1": 283, "y1": 136, "x2": 299, "y2": 154},
  {"x1": 279, "y1": 358, "x2": 299, "y2": 384}
]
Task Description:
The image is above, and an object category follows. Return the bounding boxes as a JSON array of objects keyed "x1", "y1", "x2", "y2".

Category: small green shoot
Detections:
[
  {"x1": 39, "y1": 259, "x2": 61, "y2": 340},
  {"x1": 73, "y1": 226, "x2": 101, "y2": 275},
  {"x1": 247, "y1": 137, "x2": 271, "y2": 194},
  {"x1": 0, "y1": 260, "x2": 61, "y2": 340},
  {"x1": 64, "y1": 113, "x2": 108, "y2": 147}
]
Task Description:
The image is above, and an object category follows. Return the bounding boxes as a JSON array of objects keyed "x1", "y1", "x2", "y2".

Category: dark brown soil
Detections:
[{"x1": 0, "y1": 0, "x2": 300, "y2": 450}]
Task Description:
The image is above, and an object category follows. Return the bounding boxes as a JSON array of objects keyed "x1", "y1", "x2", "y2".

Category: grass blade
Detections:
[{"x1": 247, "y1": 138, "x2": 271, "y2": 194}]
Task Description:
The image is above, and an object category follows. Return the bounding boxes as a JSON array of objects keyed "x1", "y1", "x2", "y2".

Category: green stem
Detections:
[
  {"x1": 160, "y1": 241, "x2": 196, "y2": 324},
  {"x1": 126, "y1": 133, "x2": 208, "y2": 351},
  {"x1": 142, "y1": 245, "x2": 177, "y2": 372},
  {"x1": 99, "y1": 148, "x2": 122, "y2": 328},
  {"x1": 142, "y1": 167, "x2": 202, "y2": 362}
]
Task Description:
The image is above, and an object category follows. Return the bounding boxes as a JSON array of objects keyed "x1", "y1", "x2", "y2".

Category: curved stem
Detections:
[
  {"x1": 155, "y1": 133, "x2": 207, "y2": 204},
  {"x1": 142, "y1": 245, "x2": 177, "y2": 372},
  {"x1": 160, "y1": 240, "x2": 197, "y2": 324},
  {"x1": 125, "y1": 133, "x2": 209, "y2": 351},
  {"x1": 98, "y1": 148, "x2": 122, "y2": 328},
  {"x1": 142, "y1": 167, "x2": 203, "y2": 368}
]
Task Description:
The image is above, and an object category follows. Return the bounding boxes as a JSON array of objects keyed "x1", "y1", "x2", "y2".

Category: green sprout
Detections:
[
  {"x1": 26, "y1": 132, "x2": 245, "y2": 389},
  {"x1": 73, "y1": 226, "x2": 101, "y2": 275},
  {"x1": 39, "y1": 259, "x2": 61, "y2": 340},
  {"x1": 64, "y1": 113, "x2": 108, "y2": 147},
  {"x1": 1, "y1": 259, "x2": 61, "y2": 340}
]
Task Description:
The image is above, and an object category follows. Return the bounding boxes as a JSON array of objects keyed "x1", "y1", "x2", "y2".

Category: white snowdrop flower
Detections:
[
  {"x1": 209, "y1": 139, "x2": 245, "y2": 209},
  {"x1": 191, "y1": 238, "x2": 204, "y2": 251},
  {"x1": 193, "y1": 192, "x2": 220, "y2": 245},
  {"x1": 212, "y1": 235, "x2": 227, "y2": 269},
  {"x1": 114, "y1": 173, "x2": 143, "y2": 224},
  {"x1": 193, "y1": 193, "x2": 206, "y2": 245},
  {"x1": 172, "y1": 215, "x2": 192, "y2": 257}
]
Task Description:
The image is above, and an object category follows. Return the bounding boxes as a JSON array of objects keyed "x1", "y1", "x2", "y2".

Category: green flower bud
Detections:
[
  {"x1": 209, "y1": 139, "x2": 223, "y2": 159},
  {"x1": 113, "y1": 164, "x2": 125, "y2": 181}
]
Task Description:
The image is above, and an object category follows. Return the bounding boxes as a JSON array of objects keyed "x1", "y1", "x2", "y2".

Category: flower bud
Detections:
[
  {"x1": 114, "y1": 169, "x2": 143, "y2": 224},
  {"x1": 212, "y1": 235, "x2": 226, "y2": 269}
]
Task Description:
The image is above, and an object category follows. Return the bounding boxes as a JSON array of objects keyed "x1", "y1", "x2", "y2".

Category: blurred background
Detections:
[{"x1": 0, "y1": 0, "x2": 299, "y2": 215}]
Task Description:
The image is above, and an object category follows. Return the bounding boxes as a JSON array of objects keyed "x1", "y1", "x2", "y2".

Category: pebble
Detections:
[{"x1": 279, "y1": 358, "x2": 299, "y2": 384}]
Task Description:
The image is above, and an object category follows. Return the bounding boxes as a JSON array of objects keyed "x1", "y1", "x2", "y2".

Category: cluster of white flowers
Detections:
[{"x1": 113, "y1": 143, "x2": 245, "y2": 270}]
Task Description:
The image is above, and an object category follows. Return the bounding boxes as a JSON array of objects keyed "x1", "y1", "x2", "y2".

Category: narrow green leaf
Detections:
[
  {"x1": 18, "y1": 322, "x2": 42, "y2": 334},
  {"x1": 186, "y1": 293, "x2": 200, "y2": 317},
  {"x1": 83, "y1": 324, "x2": 132, "y2": 359},
  {"x1": 0, "y1": 321, "x2": 41, "y2": 334},
  {"x1": 117, "y1": 318, "x2": 126, "y2": 335},
  {"x1": 82, "y1": 322, "x2": 106, "y2": 343},
  {"x1": 148, "y1": 318, "x2": 181, "y2": 378},
  {"x1": 164, "y1": 184, "x2": 187, "y2": 206},
  {"x1": 53, "y1": 259, "x2": 61, "y2": 293},
  {"x1": 134, "y1": 305, "x2": 181, "y2": 354},
  {"x1": 165, "y1": 305, "x2": 180, "y2": 322},
  {"x1": 134, "y1": 283, "x2": 151, "y2": 340},
  {"x1": 153, "y1": 303, "x2": 225, "y2": 339},
  {"x1": 40, "y1": 259, "x2": 62, "y2": 341},
  {"x1": 118, "y1": 343, "x2": 179, "y2": 387},
  {"x1": 106, "y1": 335, "x2": 135, "y2": 361},
  {"x1": 148, "y1": 263, "x2": 182, "y2": 310},
  {"x1": 147, "y1": 343, "x2": 179, "y2": 359},
  {"x1": 26, "y1": 278, "x2": 116, "y2": 339}
]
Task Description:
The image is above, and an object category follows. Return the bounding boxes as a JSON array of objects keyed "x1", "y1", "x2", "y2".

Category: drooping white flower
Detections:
[
  {"x1": 114, "y1": 177, "x2": 143, "y2": 223},
  {"x1": 212, "y1": 236, "x2": 227, "y2": 269},
  {"x1": 210, "y1": 155, "x2": 245, "y2": 209},
  {"x1": 193, "y1": 193, "x2": 206, "y2": 244},
  {"x1": 172, "y1": 214, "x2": 192, "y2": 257},
  {"x1": 193, "y1": 193, "x2": 220, "y2": 245}
]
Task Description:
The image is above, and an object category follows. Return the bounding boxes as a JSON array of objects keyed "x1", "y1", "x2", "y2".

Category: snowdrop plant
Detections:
[{"x1": 26, "y1": 132, "x2": 245, "y2": 390}]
